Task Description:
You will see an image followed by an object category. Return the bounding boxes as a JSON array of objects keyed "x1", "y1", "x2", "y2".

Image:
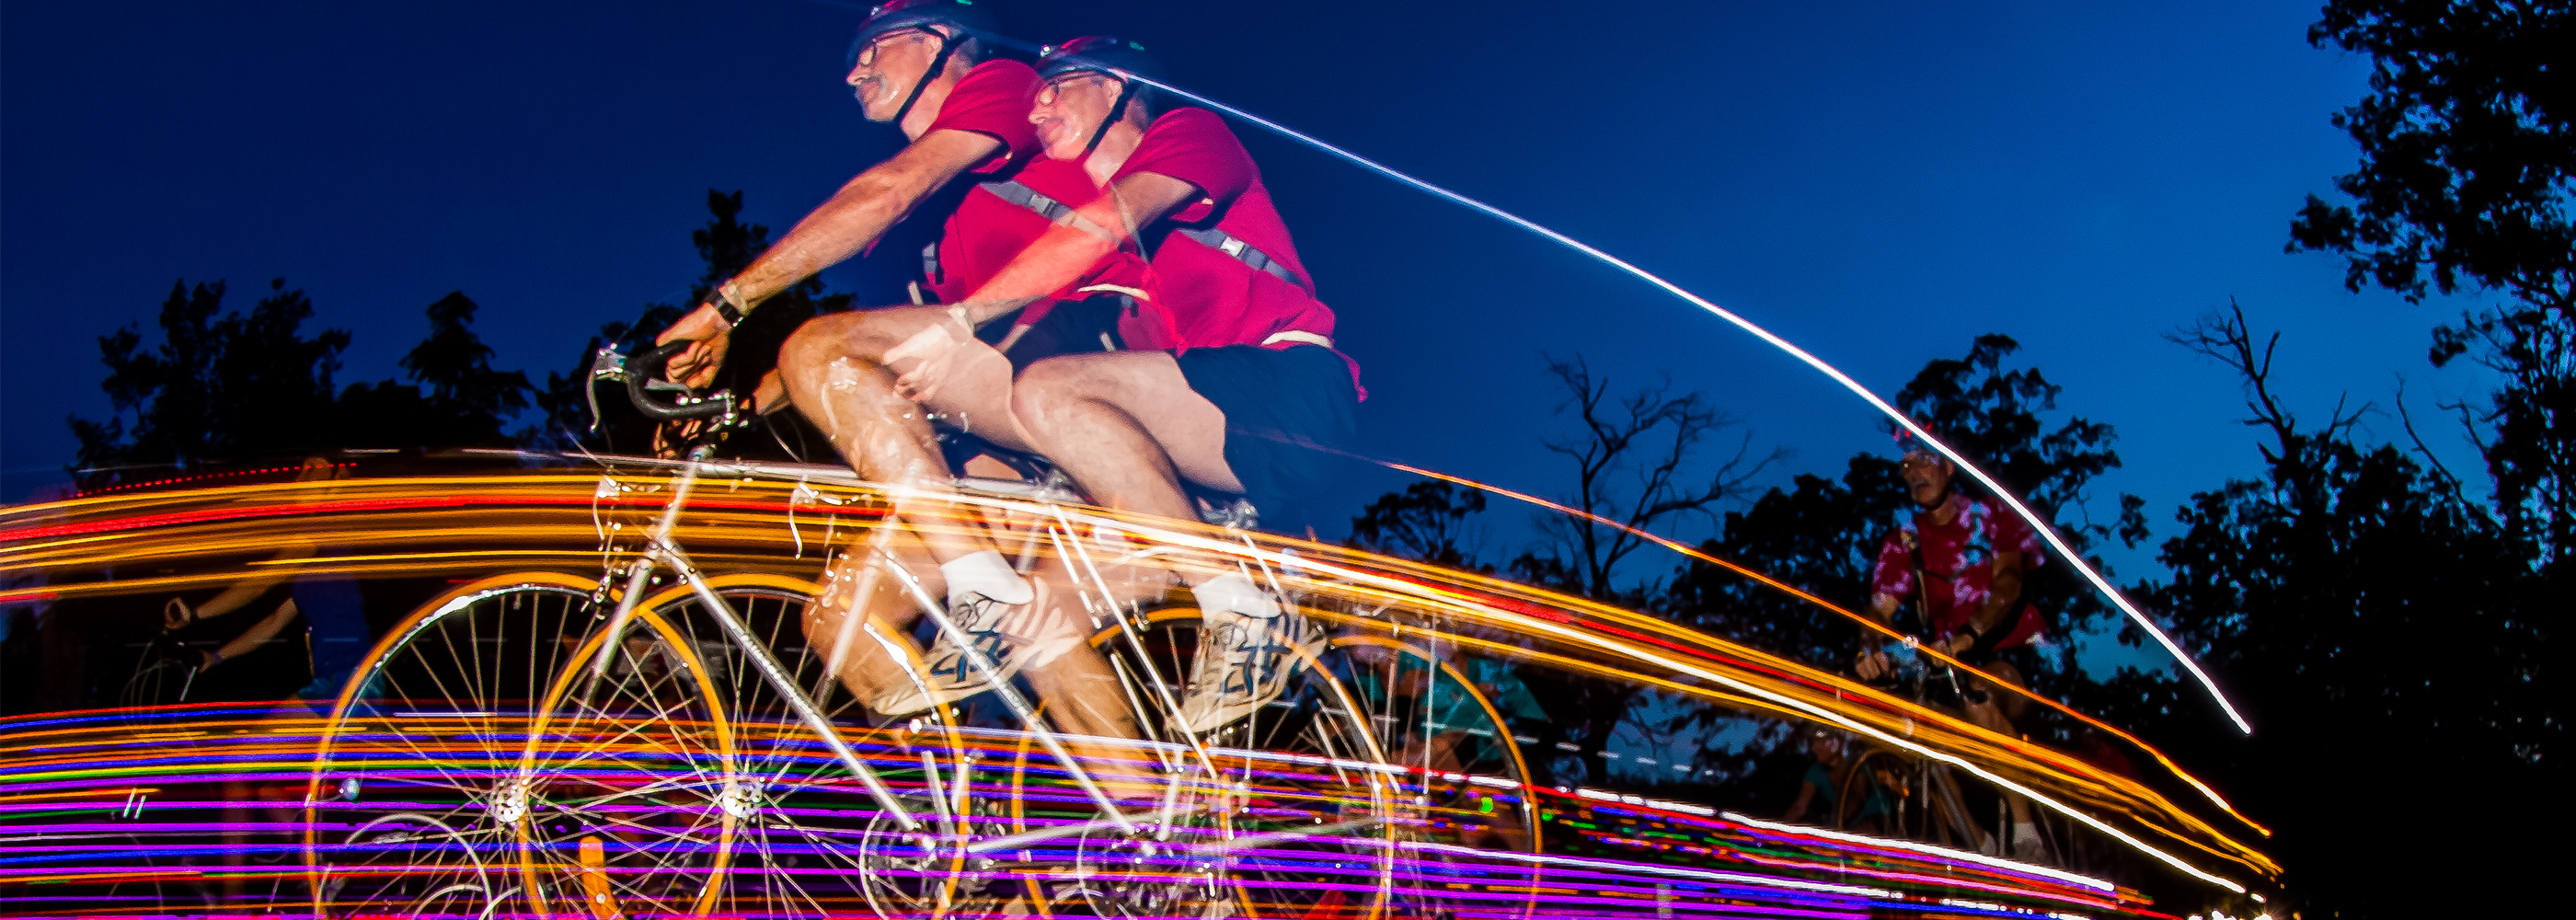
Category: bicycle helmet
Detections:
[
  {"x1": 1036, "y1": 36, "x2": 1164, "y2": 158},
  {"x1": 848, "y1": 0, "x2": 995, "y2": 127}
]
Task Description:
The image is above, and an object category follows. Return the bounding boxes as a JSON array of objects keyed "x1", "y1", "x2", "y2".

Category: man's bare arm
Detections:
[
  {"x1": 730, "y1": 129, "x2": 1004, "y2": 304},
  {"x1": 660, "y1": 129, "x2": 1004, "y2": 386},
  {"x1": 949, "y1": 171, "x2": 1202, "y2": 324}
]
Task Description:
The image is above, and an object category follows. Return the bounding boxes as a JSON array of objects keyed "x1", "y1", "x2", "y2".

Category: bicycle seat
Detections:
[{"x1": 934, "y1": 423, "x2": 1259, "y2": 530}]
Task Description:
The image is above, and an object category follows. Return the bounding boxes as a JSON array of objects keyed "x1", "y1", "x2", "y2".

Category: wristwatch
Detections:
[{"x1": 710, "y1": 282, "x2": 748, "y2": 328}]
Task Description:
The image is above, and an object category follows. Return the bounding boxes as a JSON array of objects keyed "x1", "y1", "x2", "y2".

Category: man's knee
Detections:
[
  {"x1": 778, "y1": 314, "x2": 857, "y2": 380},
  {"x1": 780, "y1": 310, "x2": 918, "y2": 376},
  {"x1": 1010, "y1": 359, "x2": 1090, "y2": 433}
]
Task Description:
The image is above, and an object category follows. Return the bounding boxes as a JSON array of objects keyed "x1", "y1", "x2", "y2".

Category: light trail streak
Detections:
[
  {"x1": 2, "y1": 468, "x2": 2278, "y2": 908},
  {"x1": 1042, "y1": 503, "x2": 2257, "y2": 891},
  {"x1": 1110, "y1": 71, "x2": 2253, "y2": 738}
]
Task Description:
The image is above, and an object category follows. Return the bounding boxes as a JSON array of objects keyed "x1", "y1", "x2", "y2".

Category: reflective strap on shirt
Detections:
[
  {"x1": 978, "y1": 179, "x2": 1314, "y2": 293},
  {"x1": 1074, "y1": 282, "x2": 1151, "y2": 300},
  {"x1": 1260, "y1": 330, "x2": 1333, "y2": 349},
  {"x1": 1171, "y1": 226, "x2": 1311, "y2": 293},
  {"x1": 978, "y1": 180, "x2": 1112, "y2": 239}
]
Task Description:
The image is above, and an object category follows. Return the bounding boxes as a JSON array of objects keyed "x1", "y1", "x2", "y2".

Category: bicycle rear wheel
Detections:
[{"x1": 1092, "y1": 607, "x2": 1397, "y2": 920}]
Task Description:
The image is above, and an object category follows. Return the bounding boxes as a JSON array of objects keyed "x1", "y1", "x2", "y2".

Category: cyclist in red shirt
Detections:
[
  {"x1": 645, "y1": 1, "x2": 1133, "y2": 734},
  {"x1": 889, "y1": 38, "x2": 1358, "y2": 731},
  {"x1": 1857, "y1": 433, "x2": 2053, "y2": 859},
  {"x1": 1857, "y1": 442, "x2": 2048, "y2": 680}
]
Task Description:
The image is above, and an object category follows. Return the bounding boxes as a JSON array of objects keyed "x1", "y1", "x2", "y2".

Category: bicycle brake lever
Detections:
[{"x1": 586, "y1": 347, "x2": 629, "y2": 433}]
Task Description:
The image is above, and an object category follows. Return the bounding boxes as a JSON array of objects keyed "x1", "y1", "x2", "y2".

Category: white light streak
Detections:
[{"x1": 1119, "y1": 72, "x2": 2252, "y2": 737}]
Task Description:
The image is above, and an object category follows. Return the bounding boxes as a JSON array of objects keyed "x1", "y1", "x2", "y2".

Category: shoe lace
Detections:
[{"x1": 931, "y1": 593, "x2": 1016, "y2": 683}]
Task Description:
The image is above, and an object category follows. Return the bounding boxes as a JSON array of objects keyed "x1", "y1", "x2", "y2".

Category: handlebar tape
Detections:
[{"x1": 627, "y1": 340, "x2": 737, "y2": 421}]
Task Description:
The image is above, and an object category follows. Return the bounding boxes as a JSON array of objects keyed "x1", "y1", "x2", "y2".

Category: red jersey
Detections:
[
  {"x1": 1104, "y1": 109, "x2": 1359, "y2": 393},
  {"x1": 926, "y1": 157, "x2": 1106, "y2": 305},
  {"x1": 1869, "y1": 494, "x2": 2047, "y2": 651},
  {"x1": 918, "y1": 60, "x2": 1105, "y2": 305}
]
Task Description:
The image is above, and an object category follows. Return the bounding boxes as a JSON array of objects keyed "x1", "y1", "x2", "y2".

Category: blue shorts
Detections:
[{"x1": 1172, "y1": 344, "x2": 1358, "y2": 535}]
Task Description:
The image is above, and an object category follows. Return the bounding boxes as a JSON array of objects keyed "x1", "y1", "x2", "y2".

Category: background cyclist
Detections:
[{"x1": 1855, "y1": 431, "x2": 2052, "y2": 859}]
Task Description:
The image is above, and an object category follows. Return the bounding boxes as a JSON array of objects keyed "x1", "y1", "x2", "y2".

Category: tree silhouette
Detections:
[
  {"x1": 1512, "y1": 355, "x2": 1778, "y2": 599},
  {"x1": 1448, "y1": 357, "x2": 1777, "y2": 788},
  {"x1": 332, "y1": 293, "x2": 533, "y2": 451},
  {"x1": 69, "y1": 279, "x2": 350, "y2": 489},
  {"x1": 2112, "y1": 305, "x2": 2559, "y2": 915},
  {"x1": 2289, "y1": 0, "x2": 2574, "y2": 569},
  {"x1": 404, "y1": 292, "x2": 533, "y2": 433},
  {"x1": 1345, "y1": 479, "x2": 1489, "y2": 572},
  {"x1": 68, "y1": 281, "x2": 529, "y2": 488}
]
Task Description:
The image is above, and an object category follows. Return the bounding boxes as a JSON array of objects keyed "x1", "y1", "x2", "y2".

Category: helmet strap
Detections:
[
  {"x1": 891, "y1": 29, "x2": 966, "y2": 132},
  {"x1": 1080, "y1": 77, "x2": 1143, "y2": 160}
]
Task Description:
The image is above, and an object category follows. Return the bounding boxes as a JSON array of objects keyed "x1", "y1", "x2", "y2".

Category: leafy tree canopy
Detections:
[
  {"x1": 2289, "y1": 0, "x2": 2574, "y2": 568},
  {"x1": 2288, "y1": 0, "x2": 2571, "y2": 311},
  {"x1": 69, "y1": 281, "x2": 526, "y2": 489},
  {"x1": 71, "y1": 279, "x2": 350, "y2": 487}
]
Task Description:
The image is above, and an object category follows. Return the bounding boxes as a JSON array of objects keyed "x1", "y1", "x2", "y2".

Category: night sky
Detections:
[{"x1": 1, "y1": 1, "x2": 2501, "y2": 629}]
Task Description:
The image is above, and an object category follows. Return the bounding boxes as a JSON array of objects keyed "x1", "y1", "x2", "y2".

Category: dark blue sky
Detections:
[{"x1": 2, "y1": 1, "x2": 2499, "y2": 611}]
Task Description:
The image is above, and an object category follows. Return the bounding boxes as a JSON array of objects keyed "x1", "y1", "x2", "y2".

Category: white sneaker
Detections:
[
  {"x1": 1177, "y1": 601, "x2": 1325, "y2": 734},
  {"x1": 870, "y1": 591, "x2": 1037, "y2": 716}
]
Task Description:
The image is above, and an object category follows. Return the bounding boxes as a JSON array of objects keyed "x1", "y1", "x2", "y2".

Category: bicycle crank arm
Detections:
[
  {"x1": 962, "y1": 803, "x2": 1208, "y2": 856},
  {"x1": 1198, "y1": 816, "x2": 1391, "y2": 854}
]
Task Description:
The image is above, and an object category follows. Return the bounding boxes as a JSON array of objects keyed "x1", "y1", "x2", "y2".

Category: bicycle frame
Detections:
[{"x1": 578, "y1": 446, "x2": 1185, "y2": 844}]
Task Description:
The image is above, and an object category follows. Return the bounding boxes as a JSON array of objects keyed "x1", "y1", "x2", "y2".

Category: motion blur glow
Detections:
[
  {"x1": 1722, "y1": 811, "x2": 2114, "y2": 893},
  {"x1": 1377, "y1": 458, "x2": 2269, "y2": 837},
  {"x1": 0, "y1": 465, "x2": 2277, "y2": 902}
]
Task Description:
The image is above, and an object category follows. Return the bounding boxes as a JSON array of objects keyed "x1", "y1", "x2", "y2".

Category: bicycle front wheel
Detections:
[
  {"x1": 1334, "y1": 634, "x2": 1542, "y2": 919},
  {"x1": 630, "y1": 574, "x2": 974, "y2": 919},
  {"x1": 303, "y1": 571, "x2": 600, "y2": 919}
]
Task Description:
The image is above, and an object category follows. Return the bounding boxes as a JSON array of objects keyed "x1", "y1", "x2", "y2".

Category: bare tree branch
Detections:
[
  {"x1": 1530, "y1": 355, "x2": 1783, "y2": 599},
  {"x1": 2393, "y1": 374, "x2": 2465, "y2": 497}
]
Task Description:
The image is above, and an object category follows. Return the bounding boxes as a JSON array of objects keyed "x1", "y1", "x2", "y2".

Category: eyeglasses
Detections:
[
  {"x1": 1035, "y1": 73, "x2": 1116, "y2": 106},
  {"x1": 853, "y1": 29, "x2": 934, "y2": 68}
]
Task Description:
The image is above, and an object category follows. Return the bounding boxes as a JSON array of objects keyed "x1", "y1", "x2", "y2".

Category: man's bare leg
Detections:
[
  {"x1": 1006, "y1": 351, "x2": 1238, "y2": 520},
  {"x1": 803, "y1": 529, "x2": 937, "y2": 705},
  {"x1": 776, "y1": 306, "x2": 1050, "y2": 713},
  {"x1": 1012, "y1": 351, "x2": 1315, "y2": 733},
  {"x1": 781, "y1": 311, "x2": 1149, "y2": 737},
  {"x1": 1963, "y1": 662, "x2": 2045, "y2": 859},
  {"x1": 778, "y1": 306, "x2": 1034, "y2": 564}
]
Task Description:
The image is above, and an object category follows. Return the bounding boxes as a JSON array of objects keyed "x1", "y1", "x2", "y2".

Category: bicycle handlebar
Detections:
[{"x1": 624, "y1": 341, "x2": 739, "y2": 422}]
